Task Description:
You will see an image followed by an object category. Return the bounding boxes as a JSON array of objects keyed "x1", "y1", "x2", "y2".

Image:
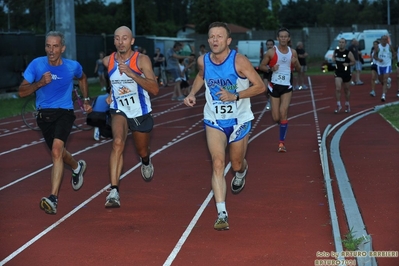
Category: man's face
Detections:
[
  {"x1": 338, "y1": 39, "x2": 346, "y2": 50},
  {"x1": 277, "y1": 31, "x2": 290, "y2": 46},
  {"x1": 266, "y1": 41, "x2": 274, "y2": 50},
  {"x1": 208, "y1": 27, "x2": 231, "y2": 55},
  {"x1": 380, "y1": 36, "x2": 388, "y2": 46},
  {"x1": 45, "y1": 36, "x2": 65, "y2": 63},
  {"x1": 114, "y1": 28, "x2": 134, "y2": 54}
]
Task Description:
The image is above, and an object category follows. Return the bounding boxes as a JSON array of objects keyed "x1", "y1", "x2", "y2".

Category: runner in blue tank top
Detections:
[
  {"x1": 184, "y1": 22, "x2": 265, "y2": 230},
  {"x1": 18, "y1": 31, "x2": 91, "y2": 215}
]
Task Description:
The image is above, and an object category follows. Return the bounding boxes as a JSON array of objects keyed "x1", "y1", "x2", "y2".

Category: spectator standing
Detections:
[
  {"x1": 261, "y1": 39, "x2": 275, "y2": 110},
  {"x1": 18, "y1": 31, "x2": 90, "y2": 214},
  {"x1": 94, "y1": 51, "x2": 107, "y2": 91},
  {"x1": 295, "y1": 41, "x2": 308, "y2": 89},
  {"x1": 166, "y1": 42, "x2": 189, "y2": 100},
  {"x1": 348, "y1": 39, "x2": 363, "y2": 85},
  {"x1": 153, "y1": 47, "x2": 167, "y2": 86},
  {"x1": 198, "y1": 44, "x2": 207, "y2": 56}
]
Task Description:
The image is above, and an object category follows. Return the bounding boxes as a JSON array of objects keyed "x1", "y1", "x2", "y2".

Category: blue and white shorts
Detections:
[
  {"x1": 377, "y1": 65, "x2": 392, "y2": 75},
  {"x1": 204, "y1": 119, "x2": 251, "y2": 144}
]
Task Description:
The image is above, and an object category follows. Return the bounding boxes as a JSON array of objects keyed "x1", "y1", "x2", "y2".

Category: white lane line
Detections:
[
  {"x1": 0, "y1": 127, "x2": 204, "y2": 265},
  {"x1": 163, "y1": 106, "x2": 330, "y2": 266}
]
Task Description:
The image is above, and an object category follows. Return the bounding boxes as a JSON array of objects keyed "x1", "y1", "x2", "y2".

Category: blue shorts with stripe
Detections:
[{"x1": 204, "y1": 119, "x2": 251, "y2": 144}]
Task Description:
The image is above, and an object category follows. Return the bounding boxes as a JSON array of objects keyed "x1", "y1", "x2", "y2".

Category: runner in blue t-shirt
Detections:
[{"x1": 18, "y1": 31, "x2": 92, "y2": 215}]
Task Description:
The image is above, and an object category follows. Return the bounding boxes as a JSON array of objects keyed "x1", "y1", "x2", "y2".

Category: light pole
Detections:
[{"x1": 387, "y1": 0, "x2": 390, "y2": 25}]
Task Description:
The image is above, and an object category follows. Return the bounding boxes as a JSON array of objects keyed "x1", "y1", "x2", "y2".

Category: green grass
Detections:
[
  {"x1": 378, "y1": 103, "x2": 399, "y2": 130},
  {"x1": 0, "y1": 82, "x2": 103, "y2": 120}
]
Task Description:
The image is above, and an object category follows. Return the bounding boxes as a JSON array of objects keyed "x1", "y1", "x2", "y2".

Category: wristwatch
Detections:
[
  {"x1": 234, "y1": 92, "x2": 240, "y2": 101},
  {"x1": 83, "y1": 97, "x2": 90, "y2": 101}
]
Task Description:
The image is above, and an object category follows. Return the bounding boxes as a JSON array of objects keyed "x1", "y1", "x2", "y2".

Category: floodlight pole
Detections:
[
  {"x1": 387, "y1": 0, "x2": 390, "y2": 25},
  {"x1": 131, "y1": 0, "x2": 136, "y2": 36}
]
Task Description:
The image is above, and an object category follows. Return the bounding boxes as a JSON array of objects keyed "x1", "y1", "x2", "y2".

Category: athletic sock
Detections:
[
  {"x1": 279, "y1": 120, "x2": 288, "y2": 142},
  {"x1": 336, "y1": 101, "x2": 341, "y2": 107},
  {"x1": 141, "y1": 157, "x2": 150, "y2": 166},
  {"x1": 236, "y1": 165, "x2": 248, "y2": 178},
  {"x1": 111, "y1": 185, "x2": 119, "y2": 192},
  {"x1": 216, "y1": 202, "x2": 227, "y2": 217},
  {"x1": 73, "y1": 163, "x2": 81, "y2": 174},
  {"x1": 49, "y1": 194, "x2": 58, "y2": 203},
  {"x1": 345, "y1": 101, "x2": 350, "y2": 106}
]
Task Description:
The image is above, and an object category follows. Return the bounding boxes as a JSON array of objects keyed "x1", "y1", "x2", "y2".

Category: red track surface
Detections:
[{"x1": 1, "y1": 73, "x2": 398, "y2": 266}]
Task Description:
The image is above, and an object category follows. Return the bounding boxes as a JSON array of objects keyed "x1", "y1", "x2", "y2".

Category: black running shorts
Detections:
[
  {"x1": 334, "y1": 71, "x2": 352, "y2": 83},
  {"x1": 268, "y1": 83, "x2": 292, "y2": 98},
  {"x1": 110, "y1": 110, "x2": 154, "y2": 133},
  {"x1": 37, "y1": 108, "x2": 75, "y2": 149}
]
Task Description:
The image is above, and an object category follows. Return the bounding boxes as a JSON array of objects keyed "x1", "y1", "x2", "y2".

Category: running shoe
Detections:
[
  {"x1": 387, "y1": 77, "x2": 391, "y2": 89},
  {"x1": 93, "y1": 127, "x2": 100, "y2": 141},
  {"x1": 350, "y1": 81, "x2": 355, "y2": 85},
  {"x1": 278, "y1": 143, "x2": 287, "y2": 153},
  {"x1": 266, "y1": 100, "x2": 271, "y2": 110},
  {"x1": 40, "y1": 195, "x2": 57, "y2": 214},
  {"x1": 356, "y1": 81, "x2": 364, "y2": 85},
  {"x1": 141, "y1": 161, "x2": 154, "y2": 182},
  {"x1": 381, "y1": 95, "x2": 386, "y2": 102},
  {"x1": 345, "y1": 105, "x2": 351, "y2": 113},
  {"x1": 214, "y1": 214, "x2": 229, "y2": 231},
  {"x1": 72, "y1": 160, "x2": 86, "y2": 191},
  {"x1": 231, "y1": 165, "x2": 248, "y2": 194},
  {"x1": 334, "y1": 105, "x2": 342, "y2": 114},
  {"x1": 369, "y1": 90, "x2": 375, "y2": 97},
  {"x1": 105, "y1": 188, "x2": 120, "y2": 208},
  {"x1": 302, "y1": 85, "x2": 308, "y2": 89},
  {"x1": 397, "y1": 92, "x2": 399, "y2": 98}
]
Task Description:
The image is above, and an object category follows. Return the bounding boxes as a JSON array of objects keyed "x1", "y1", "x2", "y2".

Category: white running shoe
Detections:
[
  {"x1": 370, "y1": 90, "x2": 375, "y2": 97},
  {"x1": 387, "y1": 77, "x2": 391, "y2": 89},
  {"x1": 93, "y1": 127, "x2": 100, "y2": 141},
  {"x1": 141, "y1": 161, "x2": 154, "y2": 182},
  {"x1": 105, "y1": 188, "x2": 120, "y2": 208},
  {"x1": 72, "y1": 160, "x2": 86, "y2": 191},
  {"x1": 231, "y1": 165, "x2": 248, "y2": 194},
  {"x1": 266, "y1": 100, "x2": 271, "y2": 110}
]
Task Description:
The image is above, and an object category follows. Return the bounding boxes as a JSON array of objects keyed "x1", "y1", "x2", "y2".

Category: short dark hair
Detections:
[
  {"x1": 173, "y1": 42, "x2": 182, "y2": 48},
  {"x1": 277, "y1": 28, "x2": 290, "y2": 37},
  {"x1": 208, "y1": 22, "x2": 231, "y2": 38},
  {"x1": 266, "y1": 39, "x2": 275, "y2": 45}
]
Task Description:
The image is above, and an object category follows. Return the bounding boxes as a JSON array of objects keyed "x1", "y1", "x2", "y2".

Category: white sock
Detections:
[
  {"x1": 345, "y1": 102, "x2": 350, "y2": 106},
  {"x1": 73, "y1": 163, "x2": 81, "y2": 174},
  {"x1": 337, "y1": 101, "x2": 341, "y2": 106},
  {"x1": 236, "y1": 165, "x2": 248, "y2": 178},
  {"x1": 216, "y1": 202, "x2": 227, "y2": 217}
]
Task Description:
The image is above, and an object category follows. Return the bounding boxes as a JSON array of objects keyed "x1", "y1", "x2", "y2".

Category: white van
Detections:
[
  {"x1": 237, "y1": 40, "x2": 279, "y2": 71},
  {"x1": 237, "y1": 40, "x2": 265, "y2": 71}
]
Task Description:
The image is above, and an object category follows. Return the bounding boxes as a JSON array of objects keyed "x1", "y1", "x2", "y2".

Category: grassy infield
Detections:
[{"x1": 1, "y1": 68, "x2": 398, "y2": 130}]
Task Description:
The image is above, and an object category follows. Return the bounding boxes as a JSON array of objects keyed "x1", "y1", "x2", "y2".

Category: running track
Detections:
[{"x1": 0, "y1": 74, "x2": 398, "y2": 266}]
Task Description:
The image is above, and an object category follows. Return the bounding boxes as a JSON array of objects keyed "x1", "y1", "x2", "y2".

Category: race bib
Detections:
[
  {"x1": 213, "y1": 100, "x2": 237, "y2": 120},
  {"x1": 114, "y1": 87, "x2": 138, "y2": 112},
  {"x1": 271, "y1": 73, "x2": 290, "y2": 85}
]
